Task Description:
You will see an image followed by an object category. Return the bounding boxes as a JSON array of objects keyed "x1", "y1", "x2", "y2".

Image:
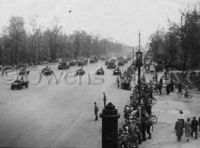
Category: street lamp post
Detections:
[
  {"x1": 136, "y1": 50, "x2": 143, "y2": 103},
  {"x1": 136, "y1": 33, "x2": 143, "y2": 104}
]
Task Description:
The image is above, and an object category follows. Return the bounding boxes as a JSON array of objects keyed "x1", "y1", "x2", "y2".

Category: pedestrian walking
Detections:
[
  {"x1": 155, "y1": 72, "x2": 158, "y2": 82},
  {"x1": 164, "y1": 69, "x2": 168, "y2": 80},
  {"x1": 175, "y1": 119, "x2": 184, "y2": 141},
  {"x1": 177, "y1": 82, "x2": 182, "y2": 96},
  {"x1": 103, "y1": 92, "x2": 107, "y2": 107},
  {"x1": 191, "y1": 117, "x2": 198, "y2": 139},
  {"x1": 184, "y1": 85, "x2": 189, "y2": 98},
  {"x1": 94, "y1": 102, "x2": 98, "y2": 121},
  {"x1": 117, "y1": 76, "x2": 120, "y2": 87},
  {"x1": 158, "y1": 78, "x2": 163, "y2": 95},
  {"x1": 170, "y1": 79, "x2": 175, "y2": 92},
  {"x1": 184, "y1": 118, "x2": 192, "y2": 142},
  {"x1": 166, "y1": 83, "x2": 170, "y2": 95}
]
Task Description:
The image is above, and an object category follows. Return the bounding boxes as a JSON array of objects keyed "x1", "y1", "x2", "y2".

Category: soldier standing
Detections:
[
  {"x1": 146, "y1": 119, "x2": 152, "y2": 139},
  {"x1": 166, "y1": 83, "x2": 170, "y2": 95},
  {"x1": 170, "y1": 79, "x2": 175, "y2": 92},
  {"x1": 117, "y1": 76, "x2": 120, "y2": 87},
  {"x1": 141, "y1": 116, "x2": 147, "y2": 141},
  {"x1": 191, "y1": 117, "x2": 198, "y2": 139},
  {"x1": 103, "y1": 92, "x2": 107, "y2": 107},
  {"x1": 94, "y1": 102, "x2": 98, "y2": 121},
  {"x1": 158, "y1": 78, "x2": 163, "y2": 95},
  {"x1": 177, "y1": 82, "x2": 182, "y2": 96}
]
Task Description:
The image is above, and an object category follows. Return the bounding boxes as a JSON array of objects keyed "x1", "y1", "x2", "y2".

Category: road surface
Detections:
[{"x1": 0, "y1": 61, "x2": 131, "y2": 148}]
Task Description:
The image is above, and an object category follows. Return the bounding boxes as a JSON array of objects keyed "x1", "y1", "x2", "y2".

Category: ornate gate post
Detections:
[{"x1": 100, "y1": 102, "x2": 120, "y2": 148}]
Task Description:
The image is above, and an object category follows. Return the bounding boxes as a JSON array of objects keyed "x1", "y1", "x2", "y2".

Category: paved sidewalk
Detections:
[{"x1": 140, "y1": 91, "x2": 200, "y2": 148}]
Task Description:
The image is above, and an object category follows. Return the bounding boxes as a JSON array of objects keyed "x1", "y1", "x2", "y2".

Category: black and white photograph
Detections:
[{"x1": 1, "y1": 0, "x2": 200, "y2": 148}]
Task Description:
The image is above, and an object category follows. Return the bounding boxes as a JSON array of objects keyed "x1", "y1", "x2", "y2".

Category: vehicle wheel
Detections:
[
  {"x1": 11, "y1": 86, "x2": 14, "y2": 90},
  {"x1": 150, "y1": 115, "x2": 158, "y2": 124},
  {"x1": 152, "y1": 98, "x2": 157, "y2": 105},
  {"x1": 26, "y1": 84, "x2": 28, "y2": 88}
]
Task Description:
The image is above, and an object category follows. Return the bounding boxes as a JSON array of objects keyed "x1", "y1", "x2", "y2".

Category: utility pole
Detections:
[
  {"x1": 138, "y1": 32, "x2": 141, "y2": 103},
  {"x1": 136, "y1": 32, "x2": 143, "y2": 104},
  {"x1": 139, "y1": 32, "x2": 141, "y2": 51}
]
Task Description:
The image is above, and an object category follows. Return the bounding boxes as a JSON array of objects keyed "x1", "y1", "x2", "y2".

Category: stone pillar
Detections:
[{"x1": 100, "y1": 102, "x2": 120, "y2": 148}]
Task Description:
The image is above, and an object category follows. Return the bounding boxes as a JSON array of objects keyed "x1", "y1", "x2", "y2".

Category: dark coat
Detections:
[
  {"x1": 191, "y1": 119, "x2": 198, "y2": 130},
  {"x1": 175, "y1": 120, "x2": 184, "y2": 136},
  {"x1": 94, "y1": 105, "x2": 98, "y2": 113},
  {"x1": 166, "y1": 84, "x2": 170, "y2": 94},
  {"x1": 177, "y1": 83, "x2": 182, "y2": 93}
]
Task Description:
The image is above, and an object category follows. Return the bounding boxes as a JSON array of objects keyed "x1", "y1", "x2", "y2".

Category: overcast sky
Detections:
[{"x1": 0, "y1": 0, "x2": 199, "y2": 46}]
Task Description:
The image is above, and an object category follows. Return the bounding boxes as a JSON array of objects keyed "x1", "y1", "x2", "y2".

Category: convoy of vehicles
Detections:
[{"x1": 2, "y1": 55, "x2": 131, "y2": 90}]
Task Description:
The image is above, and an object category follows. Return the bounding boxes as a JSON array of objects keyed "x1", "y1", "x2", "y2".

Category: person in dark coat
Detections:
[
  {"x1": 146, "y1": 104, "x2": 152, "y2": 116},
  {"x1": 129, "y1": 123, "x2": 139, "y2": 147},
  {"x1": 103, "y1": 92, "x2": 107, "y2": 107},
  {"x1": 94, "y1": 102, "x2": 98, "y2": 121},
  {"x1": 155, "y1": 72, "x2": 158, "y2": 82},
  {"x1": 177, "y1": 82, "x2": 182, "y2": 95},
  {"x1": 191, "y1": 117, "x2": 198, "y2": 139},
  {"x1": 158, "y1": 78, "x2": 163, "y2": 95},
  {"x1": 141, "y1": 114, "x2": 148, "y2": 141},
  {"x1": 166, "y1": 83, "x2": 170, "y2": 95},
  {"x1": 117, "y1": 76, "x2": 120, "y2": 88},
  {"x1": 146, "y1": 118, "x2": 152, "y2": 139},
  {"x1": 136, "y1": 122, "x2": 142, "y2": 144},
  {"x1": 170, "y1": 79, "x2": 175, "y2": 92},
  {"x1": 175, "y1": 119, "x2": 184, "y2": 141}
]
